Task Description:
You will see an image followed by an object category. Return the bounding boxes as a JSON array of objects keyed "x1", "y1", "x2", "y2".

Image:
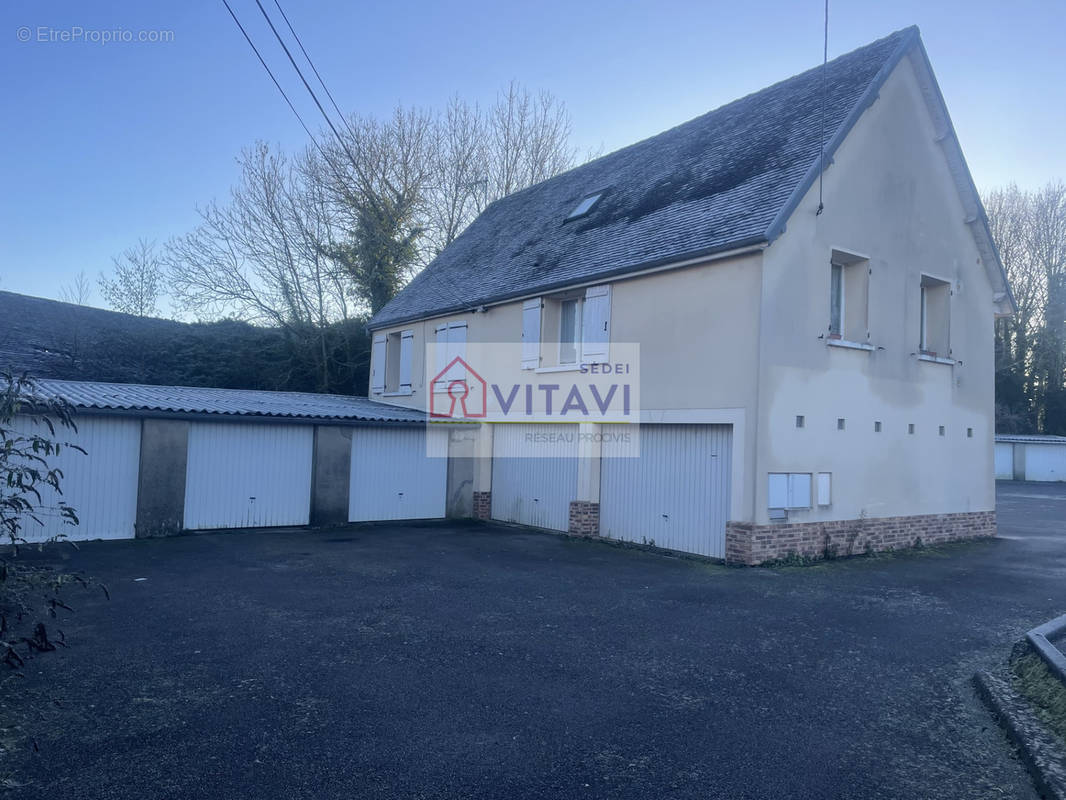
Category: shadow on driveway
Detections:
[{"x1": 4, "y1": 483, "x2": 1066, "y2": 799}]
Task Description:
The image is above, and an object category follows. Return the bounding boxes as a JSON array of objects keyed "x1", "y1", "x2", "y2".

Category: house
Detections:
[
  {"x1": 7, "y1": 379, "x2": 452, "y2": 543},
  {"x1": 366, "y1": 27, "x2": 1015, "y2": 564}
]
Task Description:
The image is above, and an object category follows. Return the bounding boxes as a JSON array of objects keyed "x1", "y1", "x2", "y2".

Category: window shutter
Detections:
[
  {"x1": 581, "y1": 285, "x2": 611, "y2": 362},
  {"x1": 521, "y1": 298, "x2": 542, "y2": 369},
  {"x1": 399, "y1": 331, "x2": 414, "y2": 392},
  {"x1": 371, "y1": 334, "x2": 386, "y2": 393},
  {"x1": 446, "y1": 322, "x2": 468, "y2": 384}
]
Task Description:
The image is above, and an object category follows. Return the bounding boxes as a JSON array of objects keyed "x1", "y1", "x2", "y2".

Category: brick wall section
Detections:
[
  {"x1": 472, "y1": 491, "x2": 492, "y2": 521},
  {"x1": 568, "y1": 501, "x2": 600, "y2": 536},
  {"x1": 725, "y1": 510, "x2": 996, "y2": 566}
]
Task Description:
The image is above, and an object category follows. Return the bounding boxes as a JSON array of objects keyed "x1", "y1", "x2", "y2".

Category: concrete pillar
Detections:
[
  {"x1": 310, "y1": 425, "x2": 352, "y2": 527},
  {"x1": 135, "y1": 418, "x2": 189, "y2": 538},
  {"x1": 472, "y1": 423, "x2": 494, "y2": 520},
  {"x1": 446, "y1": 425, "x2": 475, "y2": 518},
  {"x1": 1013, "y1": 443, "x2": 1026, "y2": 482},
  {"x1": 569, "y1": 422, "x2": 601, "y2": 536}
]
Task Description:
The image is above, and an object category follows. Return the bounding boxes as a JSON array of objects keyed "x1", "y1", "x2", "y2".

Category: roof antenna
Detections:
[{"x1": 816, "y1": 0, "x2": 828, "y2": 216}]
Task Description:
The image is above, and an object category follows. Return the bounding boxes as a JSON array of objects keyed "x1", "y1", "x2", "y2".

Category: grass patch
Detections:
[{"x1": 1011, "y1": 649, "x2": 1066, "y2": 744}]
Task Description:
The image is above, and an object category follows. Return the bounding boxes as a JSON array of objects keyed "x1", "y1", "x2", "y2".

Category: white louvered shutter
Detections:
[
  {"x1": 399, "y1": 331, "x2": 414, "y2": 392},
  {"x1": 371, "y1": 334, "x2": 386, "y2": 393},
  {"x1": 581, "y1": 285, "x2": 611, "y2": 361},
  {"x1": 434, "y1": 324, "x2": 448, "y2": 391},
  {"x1": 522, "y1": 298, "x2": 542, "y2": 369},
  {"x1": 447, "y1": 322, "x2": 467, "y2": 382}
]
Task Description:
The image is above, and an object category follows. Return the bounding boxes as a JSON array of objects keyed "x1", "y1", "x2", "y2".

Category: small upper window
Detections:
[
  {"x1": 567, "y1": 193, "x2": 602, "y2": 220},
  {"x1": 828, "y1": 249, "x2": 869, "y2": 341},
  {"x1": 920, "y1": 275, "x2": 950, "y2": 357}
]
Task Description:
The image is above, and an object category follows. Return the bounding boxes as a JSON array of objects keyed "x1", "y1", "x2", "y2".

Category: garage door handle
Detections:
[{"x1": 661, "y1": 513, "x2": 669, "y2": 520}]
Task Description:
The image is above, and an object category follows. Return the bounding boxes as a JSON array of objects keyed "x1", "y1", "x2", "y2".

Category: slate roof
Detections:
[
  {"x1": 0, "y1": 290, "x2": 188, "y2": 378},
  {"x1": 995, "y1": 434, "x2": 1066, "y2": 445},
  {"x1": 30, "y1": 378, "x2": 427, "y2": 423},
  {"x1": 371, "y1": 27, "x2": 921, "y2": 329}
]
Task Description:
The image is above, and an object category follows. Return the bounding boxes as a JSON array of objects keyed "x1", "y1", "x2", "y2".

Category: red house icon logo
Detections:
[{"x1": 430, "y1": 356, "x2": 487, "y2": 419}]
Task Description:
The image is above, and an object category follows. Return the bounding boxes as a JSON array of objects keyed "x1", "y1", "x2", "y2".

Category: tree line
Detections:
[
  {"x1": 986, "y1": 181, "x2": 1066, "y2": 434},
  {"x1": 80, "y1": 83, "x2": 584, "y2": 395}
]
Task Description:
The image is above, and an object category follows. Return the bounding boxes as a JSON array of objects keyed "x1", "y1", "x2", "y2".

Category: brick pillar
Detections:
[
  {"x1": 472, "y1": 491, "x2": 492, "y2": 521},
  {"x1": 569, "y1": 501, "x2": 600, "y2": 536}
]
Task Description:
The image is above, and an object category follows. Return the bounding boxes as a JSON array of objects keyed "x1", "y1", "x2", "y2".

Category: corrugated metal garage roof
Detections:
[
  {"x1": 996, "y1": 434, "x2": 1066, "y2": 445},
  {"x1": 31, "y1": 379, "x2": 427, "y2": 423}
]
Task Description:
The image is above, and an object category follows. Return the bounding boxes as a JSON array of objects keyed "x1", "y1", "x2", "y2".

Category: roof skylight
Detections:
[{"x1": 567, "y1": 193, "x2": 602, "y2": 220}]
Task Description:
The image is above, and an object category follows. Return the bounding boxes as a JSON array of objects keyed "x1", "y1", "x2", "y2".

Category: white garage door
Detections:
[
  {"x1": 1025, "y1": 443, "x2": 1066, "y2": 482},
  {"x1": 491, "y1": 424, "x2": 579, "y2": 532},
  {"x1": 600, "y1": 424, "x2": 732, "y2": 558},
  {"x1": 993, "y1": 443, "x2": 1014, "y2": 480},
  {"x1": 349, "y1": 426, "x2": 448, "y2": 521},
  {"x1": 184, "y1": 423, "x2": 313, "y2": 529},
  {"x1": 10, "y1": 415, "x2": 141, "y2": 543}
]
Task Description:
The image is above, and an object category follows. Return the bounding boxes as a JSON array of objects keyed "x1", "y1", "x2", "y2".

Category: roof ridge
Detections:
[
  {"x1": 371, "y1": 26, "x2": 924, "y2": 330},
  {"x1": 468, "y1": 26, "x2": 920, "y2": 211}
]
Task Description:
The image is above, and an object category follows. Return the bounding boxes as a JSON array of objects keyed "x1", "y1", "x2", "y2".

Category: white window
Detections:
[
  {"x1": 382, "y1": 330, "x2": 414, "y2": 394},
  {"x1": 559, "y1": 298, "x2": 583, "y2": 365},
  {"x1": 829, "y1": 262, "x2": 844, "y2": 337},
  {"x1": 434, "y1": 321, "x2": 467, "y2": 391},
  {"x1": 768, "y1": 473, "x2": 812, "y2": 510},
  {"x1": 828, "y1": 250, "x2": 869, "y2": 341},
  {"x1": 919, "y1": 275, "x2": 950, "y2": 356}
]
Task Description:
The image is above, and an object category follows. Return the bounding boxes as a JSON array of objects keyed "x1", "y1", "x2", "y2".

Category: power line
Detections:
[
  {"x1": 251, "y1": 0, "x2": 377, "y2": 196},
  {"x1": 269, "y1": 0, "x2": 359, "y2": 143},
  {"x1": 220, "y1": 0, "x2": 322, "y2": 152},
  {"x1": 817, "y1": 0, "x2": 828, "y2": 216}
]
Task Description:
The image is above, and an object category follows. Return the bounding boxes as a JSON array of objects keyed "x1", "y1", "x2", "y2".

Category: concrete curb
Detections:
[
  {"x1": 974, "y1": 670, "x2": 1066, "y2": 800},
  {"x1": 1029, "y1": 614, "x2": 1066, "y2": 685}
]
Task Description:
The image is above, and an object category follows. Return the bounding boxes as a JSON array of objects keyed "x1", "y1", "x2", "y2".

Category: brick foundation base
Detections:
[
  {"x1": 473, "y1": 491, "x2": 492, "y2": 521},
  {"x1": 568, "y1": 501, "x2": 600, "y2": 536},
  {"x1": 725, "y1": 510, "x2": 996, "y2": 566}
]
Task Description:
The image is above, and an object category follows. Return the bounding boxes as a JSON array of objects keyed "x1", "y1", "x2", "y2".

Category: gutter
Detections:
[
  {"x1": 369, "y1": 238, "x2": 768, "y2": 331},
  {"x1": 44, "y1": 405, "x2": 430, "y2": 428}
]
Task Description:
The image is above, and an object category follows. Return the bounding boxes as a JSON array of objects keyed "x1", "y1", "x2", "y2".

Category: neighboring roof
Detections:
[
  {"x1": 372, "y1": 28, "x2": 920, "y2": 329},
  {"x1": 0, "y1": 290, "x2": 187, "y2": 377},
  {"x1": 372, "y1": 25, "x2": 1014, "y2": 329},
  {"x1": 31, "y1": 379, "x2": 427, "y2": 424},
  {"x1": 996, "y1": 434, "x2": 1066, "y2": 445}
]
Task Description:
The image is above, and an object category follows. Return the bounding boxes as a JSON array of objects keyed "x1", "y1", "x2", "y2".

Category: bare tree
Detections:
[
  {"x1": 422, "y1": 96, "x2": 486, "y2": 258},
  {"x1": 484, "y1": 81, "x2": 576, "y2": 205},
  {"x1": 59, "y1": 271, "x2": 93, "y2": 306},
  {"x1": 986, "y1": 181, "x2": 1066, "y2": 433},
  {"x1": 165, "y1": 143, "x2": 352, "y2": 389},
  {"x1": 1030, "y1": 181, "x2": 1066, "y2": 431},
  {"x1": 419, "y1": 84, "x2": 578, "y2": 257},
  {"x1": 98, "y1": 239, "x2": 163, "y2": 317}
]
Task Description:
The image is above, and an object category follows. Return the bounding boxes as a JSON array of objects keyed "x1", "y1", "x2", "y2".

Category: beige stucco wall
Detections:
[
  {"x1": 753, "y1": 53, "x2": 997, "y2": 526},
  {"x1": 369, "y1": 251, "x2": 764, "y2": 521}
]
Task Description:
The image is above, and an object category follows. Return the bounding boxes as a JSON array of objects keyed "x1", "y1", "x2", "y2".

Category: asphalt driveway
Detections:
[{"x1": 4, "y1": 483, "x2": 1066, "y2": 799}]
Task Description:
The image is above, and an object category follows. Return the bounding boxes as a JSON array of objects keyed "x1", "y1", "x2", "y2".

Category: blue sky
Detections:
[{"x1": 1, "y1": 0, "x2": 1063, "y2": 306}]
